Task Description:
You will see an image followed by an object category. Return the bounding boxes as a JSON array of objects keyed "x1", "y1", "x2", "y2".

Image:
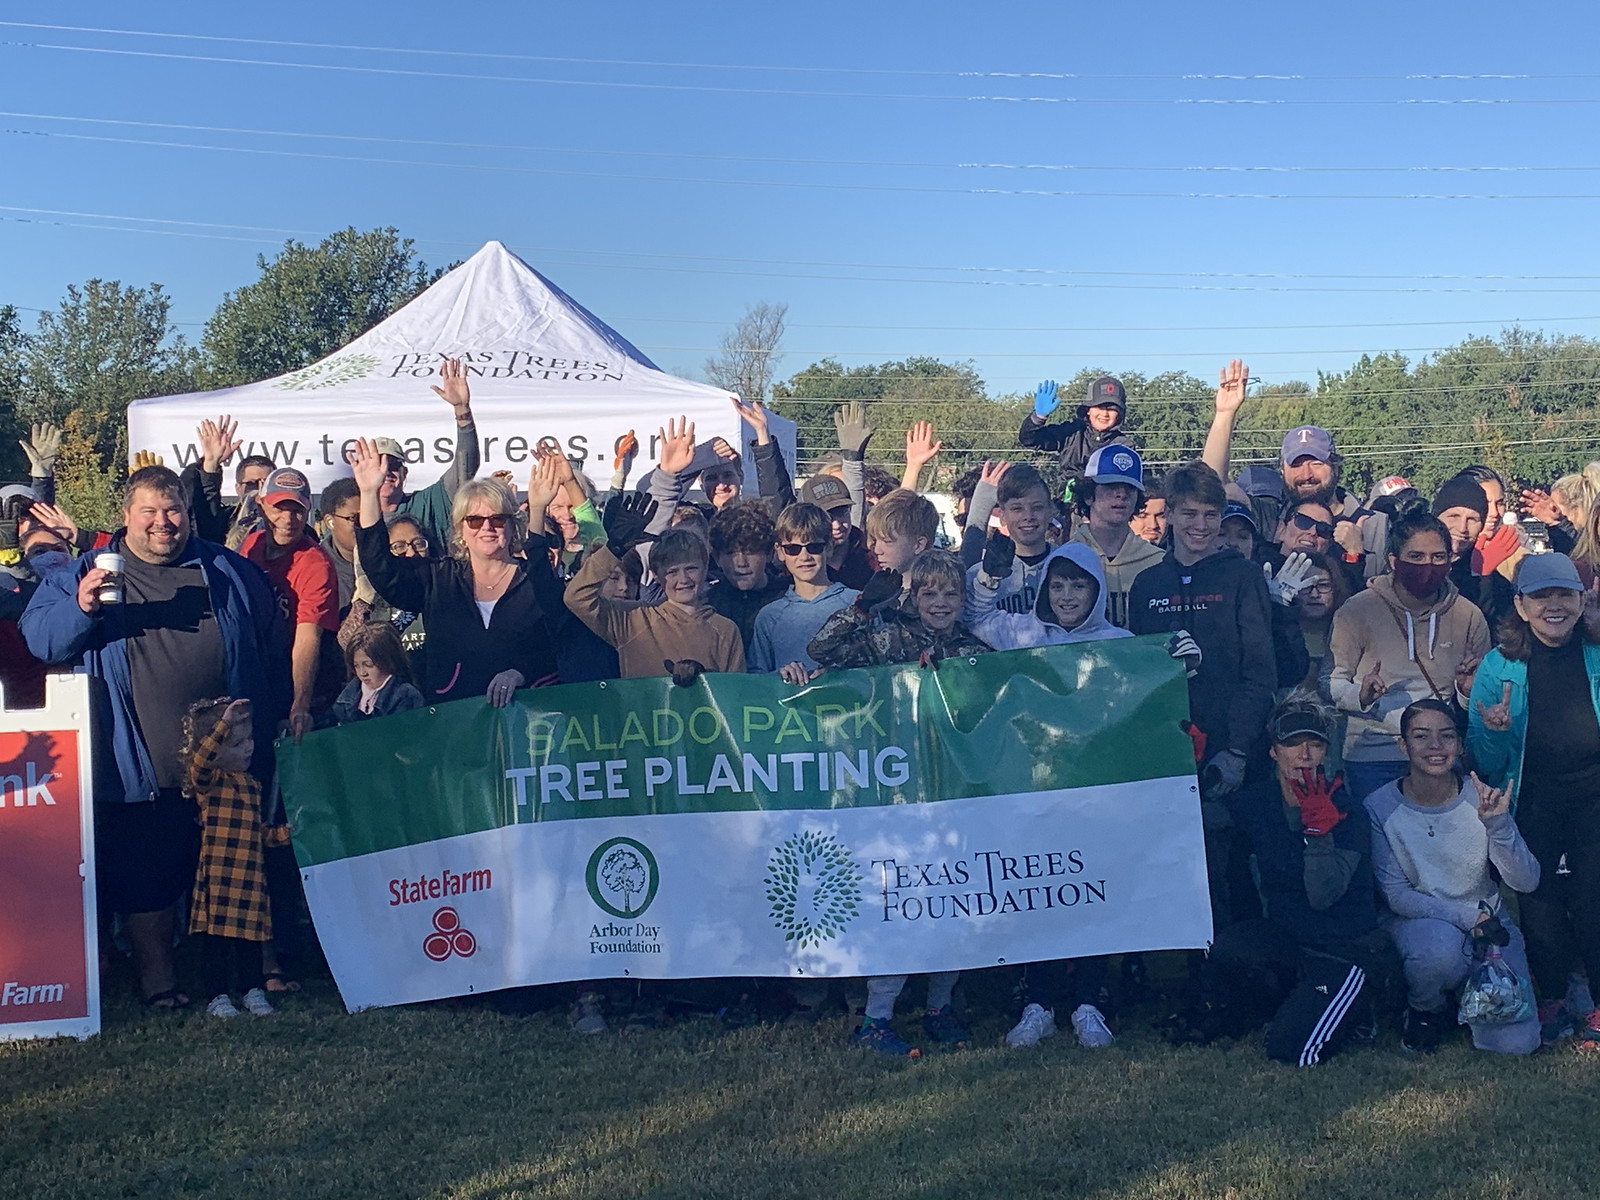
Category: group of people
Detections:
[{"x1": 4, "y1": 357, "x2": 1599, "y2": 1068}]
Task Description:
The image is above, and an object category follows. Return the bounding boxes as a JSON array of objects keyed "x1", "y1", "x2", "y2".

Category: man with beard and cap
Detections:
[
  {"x1": 1019, "y1": 374, "x2": 1139, "y2": 476},
  {"x1": 1435, "y1": 473, "x2": 1517, "y2": 634}
]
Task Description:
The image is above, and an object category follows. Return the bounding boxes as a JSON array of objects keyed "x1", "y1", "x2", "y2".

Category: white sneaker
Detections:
[
  {"x1": 241, "y1": 987, "x2": 275, "y2": 1017},
  {"x1": 1071, "y1": 1003, "x2": 1114, "y2": 1048},
  {"x1": 206, "y1": 993, "x2": 240, "y2": 1019},
  {"x1": 1005, "y1": 1002, "x2": 1057, "y2": 1048}
]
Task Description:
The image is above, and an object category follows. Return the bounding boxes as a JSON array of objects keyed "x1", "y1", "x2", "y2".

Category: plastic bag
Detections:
[{"x1": 1458, "y1": 904, "x2": 1536, "y2": 1027}]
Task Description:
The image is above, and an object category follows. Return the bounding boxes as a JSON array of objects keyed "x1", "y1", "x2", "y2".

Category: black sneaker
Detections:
[{"x1": 1402, "y1": 1006, "x2": 1449, "y2": 1054}]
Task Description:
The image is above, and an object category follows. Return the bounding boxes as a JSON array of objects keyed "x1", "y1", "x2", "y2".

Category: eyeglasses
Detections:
[
  {"x1": 779, "y1": 541, "x2": 827, "y2": 556},
  {"x1": 1306, "y1": 580, "x2": 1335, "y2": 595},
  {"x1": 390, "y1": 538, "x2": 429, "y2": 554},
  {"x1": 462, "y1": 514, "x2": 512, "y2": 531},
  {"x1": 1291, "y1": 512, "x2": 1335, "y2": 540},
  {"x1": 325, "y1": 512, "x2": 358, "y2": 525}
]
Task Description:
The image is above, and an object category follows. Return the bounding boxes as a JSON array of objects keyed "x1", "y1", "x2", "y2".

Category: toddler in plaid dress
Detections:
[{"x1": 182, "y1": 697, "x2": 276, "y2": 1019}]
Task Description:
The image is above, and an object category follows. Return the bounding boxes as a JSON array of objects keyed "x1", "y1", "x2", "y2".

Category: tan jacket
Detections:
[
  {"x1": 1070, "y1": 523, "x2": 1166, "y2": 629},
  {"x1": 1328, "y1": 574, "x2": 1490, "y2": 762},
  {"x1": 565, "y1": 546, "x2": 745, "y2": 679}
]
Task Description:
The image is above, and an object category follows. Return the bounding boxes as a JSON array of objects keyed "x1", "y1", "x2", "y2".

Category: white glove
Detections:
[
  {"x1": 20, "y1": 422, "x2": 62, "y2": 477},
  {"x1": 1264, "y1": 552, "x2": 1315, "y2": 607},
  {"x1": 1167, "y1": 629, "x2": 1202, "y2": 678}
]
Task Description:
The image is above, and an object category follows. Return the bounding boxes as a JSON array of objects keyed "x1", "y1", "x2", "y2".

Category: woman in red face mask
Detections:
[{"x1": 1328, "y1": 502, "x2": 1493, "y2": 803}]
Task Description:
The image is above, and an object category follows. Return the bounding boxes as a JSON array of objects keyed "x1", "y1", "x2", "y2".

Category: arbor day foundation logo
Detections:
[
  {"x1": 585, "y1": 837, "x2": 660, "y2": 918},
  {"x1": 273, "y1": 352, "x2": 380, "y2": 391},
  {"x1": 765, "y1": 831, "x2": 863, "y2": 949}
]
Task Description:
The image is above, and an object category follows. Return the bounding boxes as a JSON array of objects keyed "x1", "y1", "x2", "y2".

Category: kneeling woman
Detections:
[
  {"x1": 1179, "y1": 691, "x2": 1395, "y2": 1065},
  {"x1": 1365, "y1": 699, "x2": 1540, "y2": 1054}
]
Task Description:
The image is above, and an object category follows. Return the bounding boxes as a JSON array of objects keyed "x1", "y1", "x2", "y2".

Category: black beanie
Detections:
[{"x1": 1432, "y1": 476, "x2": 1488, "y2": 521}]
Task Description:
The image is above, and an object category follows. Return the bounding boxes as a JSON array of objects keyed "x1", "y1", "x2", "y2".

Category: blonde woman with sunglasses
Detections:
[{"x1": 352, "y1": 438, "x2": 565, "y2": 707}]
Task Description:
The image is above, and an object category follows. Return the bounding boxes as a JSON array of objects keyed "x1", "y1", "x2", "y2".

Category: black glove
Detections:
[
  {"x1": 856, "y1": 568, "x2": 903, "y2": 614},
  {"x1": 604, "y1": 491, "x2": 658, "y2": 558},
  {"x1": 981, "y1": 531, "x2": 1016, "y2": 580},
  {"x1": 665, "y1": 659, "x2": 706, "y2": 688}
]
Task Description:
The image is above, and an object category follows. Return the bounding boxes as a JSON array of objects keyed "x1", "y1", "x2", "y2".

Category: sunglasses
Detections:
[
  {"x1": 390, "y1": 538, "x2": 429, "y2": 554},
  {"x1": 779, "y1": 541, "x2": 827, "y2": 557},
  {"x1": 462, "y1": 514, "x2": 512, "y2": 531},
  {"x1": 1291, "y1": 512, "x2": 1335, "y2": 540}
]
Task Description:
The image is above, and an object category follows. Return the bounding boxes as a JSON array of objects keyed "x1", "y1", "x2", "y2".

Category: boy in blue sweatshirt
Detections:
[{"x1": 747, "y1": 503, "x2": 858, "y2": 683}]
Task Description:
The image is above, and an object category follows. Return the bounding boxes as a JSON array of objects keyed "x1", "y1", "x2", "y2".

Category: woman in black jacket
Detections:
[{"x1": 352, "y1": 439, "x2": 562, "y2": 706}]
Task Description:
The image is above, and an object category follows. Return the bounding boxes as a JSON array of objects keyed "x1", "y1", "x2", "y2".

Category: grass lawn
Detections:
[{"x1": 2, "y1": 961, "x2": 1595, "y2": 1200}]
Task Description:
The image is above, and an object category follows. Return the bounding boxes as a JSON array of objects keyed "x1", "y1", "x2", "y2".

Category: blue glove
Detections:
[{"x1": 1033, "y1": 379, "x2": 1059, "y2": 420}]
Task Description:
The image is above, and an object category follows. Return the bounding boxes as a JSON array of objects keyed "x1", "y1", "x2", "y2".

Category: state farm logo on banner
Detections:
[{"x1": 422, "y1": 907, "x2": 477, "y2": 962}]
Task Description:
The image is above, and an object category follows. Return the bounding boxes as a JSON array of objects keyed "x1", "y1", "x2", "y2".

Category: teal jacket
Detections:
[{"x1": 1466, "y1": 641, "x2": 1600, "y2": 808}]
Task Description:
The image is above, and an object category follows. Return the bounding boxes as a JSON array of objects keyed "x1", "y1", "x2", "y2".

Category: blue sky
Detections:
[{"x1": 2, "y1": 1, "x2": 1596, "y2": 408}]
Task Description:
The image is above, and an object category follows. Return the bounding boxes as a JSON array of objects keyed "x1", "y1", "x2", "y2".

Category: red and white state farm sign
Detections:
[{"x1": 0, "y1": 674, "x2": 99, "y2": 1041}]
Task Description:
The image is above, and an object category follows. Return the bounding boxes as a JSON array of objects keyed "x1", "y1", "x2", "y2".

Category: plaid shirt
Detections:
[{"x1": 187, "y1": 718, "x2": 273, "y2": 942}]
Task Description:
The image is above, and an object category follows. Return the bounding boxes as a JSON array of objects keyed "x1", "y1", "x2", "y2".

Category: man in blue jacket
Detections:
[{"x1": 21, "y1": 465, "x2": 288, "y2": 1009}]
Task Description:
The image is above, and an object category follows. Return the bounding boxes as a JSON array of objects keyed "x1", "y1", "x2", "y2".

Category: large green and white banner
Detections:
[{"x1": 279, "y1": 638, "x2": 1211, "y2": 1012}]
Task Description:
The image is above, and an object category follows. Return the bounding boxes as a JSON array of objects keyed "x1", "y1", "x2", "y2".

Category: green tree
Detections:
[
  {"x1": 201, "y1": 226, "x2": 440, "y2": 387},
  {"x1": 23, "y1": 280, "x2": 197, "y2": 471},
  {"x1": 0, "y1": 305, "x2": 26, "y2": 477},
  {"x1": 704, "y1": 301, "x2": 787, "y2": 402}
]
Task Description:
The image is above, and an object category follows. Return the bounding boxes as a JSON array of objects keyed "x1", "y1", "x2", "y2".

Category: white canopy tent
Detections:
[{"x1": 127, "y1": 240, "x2": 797, "y2": 500}]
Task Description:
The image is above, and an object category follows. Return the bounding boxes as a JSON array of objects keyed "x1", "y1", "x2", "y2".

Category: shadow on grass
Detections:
[{"x1": 2, "y1": 968, "x2": 1595, "y2": 1200}]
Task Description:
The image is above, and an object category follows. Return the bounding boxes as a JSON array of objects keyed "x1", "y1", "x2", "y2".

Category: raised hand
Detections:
[
  {"x1": 1358, "y1": 659, "x2": 1387, "y2": 709},
  {"x1": 20, "y1": 422, "x2": 62, "y2": 476},
  {"x1": 1477, "y1": 681, "x2": 1514, "y2": 732},
  {"x1": 904, "y1": 420, "x2": 942, "y2": 479},
  {"x1": 613, "y1": 429, "x2": 639, "y2": 470},
  {"x1": 28, "y1": 501, "x2": 78, "y2": 545},
  {"x1": 657, "y1": 417, "x2": 697, "y2": 476},
  {"x1": 525, "y1": 454, "x2": 561, "y2": 517},
  {"x1": 730, "y1": 397, "x2": 771, "y2": 445},
  {"x1": 1332, "y1": 516, "x2": 1365, "y2": 558},
  {"x1": 132, "y1": 449, "x2": 164, "y2": 470},
  {"x1": 1264, "y1": 551, "x2": 1315, "y2": 606},
  {"x1": 430, "y1": 357, "x2": 472, "y2": 415},
  {"x1": 350, "y1": 438, "x2": 389, "y2": 496},
  {"x1": 1214, "y1": 359, "x2": 1250, "y2": 415},
  {"x1": 833, "y1": 401, "x2": 874, "y2": 457},
  {"x1": 603, "y1": 491, "x2": 658, "y2": 558},
  {"x1": 1454, "y1": 653, "x2": 1483, "y2": 700},
  {"x1": 534, "y1": 441, "x2": 578, "y2": 487},
  {"x1": 197, "y1": 415, "x2": 242, "y2": 473},
  {"x1": 711, "y1": 436, "x2": 739, "y2": 461},
  {"x1": 1033, "y1": 380, "x2": 1060, "y2": 420},
  {"x1": 222, "y1": 698, "x2": 253, "y2": 727},
  {"x1": 1520, "y1": 487, "x2": 1562, "y2": 526},
  {"x1": 978, "y1": 459, "x2": 1012, "y2": 488},
  {"x1": 981, "y1": 530, "x2": 1016, "y2": 580},
  {"x1": 1469, "y1": 770, "x2": 1513, "y2": 821},
  {"x1": 1291, "y1": 767, "x2": 1348, "y2": 836}
]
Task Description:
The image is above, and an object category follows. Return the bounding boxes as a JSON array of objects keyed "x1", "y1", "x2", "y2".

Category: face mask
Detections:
[
  {"x1": 25, "y1": 549, "x2": 72, "y2": 574},
  {"x1": 1393, "y1": 559, "x2": 1450, "y2": 600}
]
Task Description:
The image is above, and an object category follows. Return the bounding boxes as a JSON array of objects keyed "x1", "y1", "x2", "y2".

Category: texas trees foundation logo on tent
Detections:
[
  {"x1": 765, "y1": 831, "x2": 863, "y2": 949},
  {"x1": 585, "y1": 837, "x2": 659, "y2": 918},
  {"x1": 274, "y1": 352, "x2": 381, "y2": 391}
]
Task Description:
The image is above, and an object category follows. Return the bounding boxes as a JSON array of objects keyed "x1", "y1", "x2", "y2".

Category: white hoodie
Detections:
[{"x1": 966, "y1": 542, "x2": 1133, "y2": 651}]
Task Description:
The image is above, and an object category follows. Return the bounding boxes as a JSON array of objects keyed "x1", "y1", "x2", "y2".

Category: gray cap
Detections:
[{"x1": 1513, "y1": 552, "x2": 1584, "y2": 595}]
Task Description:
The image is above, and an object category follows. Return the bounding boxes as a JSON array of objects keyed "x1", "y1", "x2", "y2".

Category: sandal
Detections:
[
  {"x1": 145, "y1": 988, "x2": 191, "y2": 1011},
  {"x1": 263, "y1": 971, "x2": 301, "y2": 995}
]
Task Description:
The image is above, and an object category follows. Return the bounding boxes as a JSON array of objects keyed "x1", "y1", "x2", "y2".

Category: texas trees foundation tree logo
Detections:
[
  {"x1": 765, "y1": 831, "x2": 863, "y2": 949},
  {"x1": 423, "y1": 907, "x2": 477, "y2": 961},
  {"x1": 585, "y1": 837, "x2": 660, "y2": 918},
  {"x1": 274, "y1": 352, "x2": 380, "y2": 391}
]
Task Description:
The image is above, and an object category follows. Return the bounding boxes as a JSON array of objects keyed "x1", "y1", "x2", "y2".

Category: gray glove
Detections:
[
  {"x1": 1202, "y1": 749, "x2": 1249, "y2": 799},
  {"x1": 21, "y1": 422, "x2": 62, "y2": 476},
  {"x1": 832, "y1": 401, "x2": 874, "y2": 460}
]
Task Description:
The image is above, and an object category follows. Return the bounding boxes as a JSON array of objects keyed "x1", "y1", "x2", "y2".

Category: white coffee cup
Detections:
[{"x1": 94, "y1": 551, "x2": 125, "y2": 605}]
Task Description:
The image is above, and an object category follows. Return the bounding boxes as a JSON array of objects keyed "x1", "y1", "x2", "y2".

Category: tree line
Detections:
[{"x1": 3, "y1": 225, "x2": 1597, "y2": 528}]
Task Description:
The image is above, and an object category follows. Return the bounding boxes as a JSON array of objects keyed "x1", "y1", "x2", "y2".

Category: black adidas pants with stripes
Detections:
[{"x1": 1207, "y1": 920, "x2": 1400, "y2": 1067}]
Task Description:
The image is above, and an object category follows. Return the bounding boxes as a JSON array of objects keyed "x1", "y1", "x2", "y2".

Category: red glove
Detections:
[
  {"x1": 1180, "y1": 720, "x2": 1207, "y2": 766},
  {"x1": 1472, "y1": 524, "x2": 1520, "y2": 577},
  {"x1": 1292, "y1": 767, "x2": 1347, "y2": 836}
]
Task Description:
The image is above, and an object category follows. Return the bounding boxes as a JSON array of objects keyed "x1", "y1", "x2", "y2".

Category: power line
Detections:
[
  {"x1": 10, "y1": 41, "x2": 1600, "y2": 106},
  {"x1": 13, "y1": 125, "x2": 1600, "y2": 204},
  {"x1": 4, "y1": 23, "x2": 1595, "y2": 84},
  {"x1": 5, "y1": 109, "x2": 1596, "y2": 177}
]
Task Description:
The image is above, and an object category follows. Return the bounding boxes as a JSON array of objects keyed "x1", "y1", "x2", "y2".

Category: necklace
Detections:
[{"x1": 475, "y1": 559, "x2": 516, "y2": 598}]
